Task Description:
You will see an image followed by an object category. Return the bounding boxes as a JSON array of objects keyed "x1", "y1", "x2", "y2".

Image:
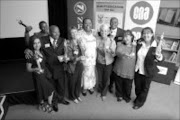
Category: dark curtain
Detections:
[{"x1": 48, "y1": 0, "x2": 68, "y2": 38}]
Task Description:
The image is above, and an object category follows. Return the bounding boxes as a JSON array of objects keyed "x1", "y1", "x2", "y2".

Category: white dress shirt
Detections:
[
  {"x1": 135, "y1": 41, "x2": 163, "y2": 75},
  {"x1": 50, "y1": 36, "x2": 57, "y2": 47},
  {"x1": 110, "y1": 28, "x2": 117, "y2": 37},
  {"x1": 135, "y1": 42, "x2": 150, "y2": 75}
]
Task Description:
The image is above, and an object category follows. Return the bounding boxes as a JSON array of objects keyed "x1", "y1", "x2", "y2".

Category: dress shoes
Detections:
[
  {"x1": 89, "y1": 90, "x2": 94, "y2": 95},
  {"x1": 52, "y1": 103, "x2": 58, "y2": 112},
  {"x1": 109, "y1": 87, "x2": 113, "y2": 93},
  {"x1": 117, "y1": 97, "x2": 123, "y2": 102},
  {"x1": 73, "y1": 99, "x2": 79, "y2": 104},
  {"x1": 101, "y1": 96, "x2": 106, "y2": 101},
  {"x1": 60, "y1": 100, "x2": 70, "y2": 105},
  {"x1": 125, "y1": 99, "x2": 131, "y2": 103},
  {"x1": 132, "y1": 105, "x2": 141, "y2": 110},
  {"x1": 77, "y1": 97, "x2": 82, "y2": 102},
  {"x1": 123, "y1": 97, "x2": 131, "y2": 103},
  {"x1": 82, "y1": 92, "x2": 87, "y2": 96}
]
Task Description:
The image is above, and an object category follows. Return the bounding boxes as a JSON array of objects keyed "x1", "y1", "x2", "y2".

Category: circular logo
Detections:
[
  {"x1": 74, "y1": 2, "x2": 87, "y2": 15},
  {"x1": 131, "y1": 27, "x2": 143, "y2": 40},
  {"x1": 130, "y1": 1, "x2": 153, "y2": 25}
]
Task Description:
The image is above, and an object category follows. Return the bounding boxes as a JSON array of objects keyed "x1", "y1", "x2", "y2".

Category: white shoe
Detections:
[
  {"x1": 77, "y1": 97, "x2": 82, "y2": 102},
  {"x1": 73, "y1": 99, "x2": 79, "y2": 104},
  {"x1": 101, "y1": 96, "x2": 106, "y2": 101}
]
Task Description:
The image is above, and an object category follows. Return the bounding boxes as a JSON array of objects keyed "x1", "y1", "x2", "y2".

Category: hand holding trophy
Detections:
[
  {"x1": 63, "y1": 39, "x2": 70, "y2": 63},
  {"x1": 18, "y1": 20, "x2": 32, "y2": 32},
  {"x1": 155, "y1": 32, "x2": 164, "y2": 58},
  {"x1": 34, "y1": 52, "x2": 44, "y2": 74}
]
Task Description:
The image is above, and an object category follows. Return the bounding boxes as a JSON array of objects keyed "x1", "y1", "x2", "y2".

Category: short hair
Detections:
[
  {"x1": 69, "y1": 26, "x2": 78, "y2": 32},
  {"x1": 141, "y1": 27, "x2": 154, "y2": 44},
  {"x1": 39, "y1": 21, "x2": 47, "y2": 28},
  {"x1": 99, "y1": 24, "x2": 110, "y2": 31},
  {"x1": 49, "y1": 25, "x2": 59, "y2": 32},
  {"x1": 110, "y1": 17, "x2": 118, "y2": 23},
  {"x1": 83, "y1": 18, "x2": 92, "y2": 25}
]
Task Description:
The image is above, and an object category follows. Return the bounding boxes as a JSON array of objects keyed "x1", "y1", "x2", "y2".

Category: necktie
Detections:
[{"x1": 53, "y1": 40, "x2": 57, "y2": 49}]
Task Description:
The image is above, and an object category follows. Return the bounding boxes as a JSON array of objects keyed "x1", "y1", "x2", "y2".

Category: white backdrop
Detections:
[{"x1": 0, "y1": 0, "x2": 48, "y2": 38}]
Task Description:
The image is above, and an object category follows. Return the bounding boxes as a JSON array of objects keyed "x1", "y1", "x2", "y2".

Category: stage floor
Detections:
[{"x1": 0, "y1": 60, "x2": 34, "y2": 95}]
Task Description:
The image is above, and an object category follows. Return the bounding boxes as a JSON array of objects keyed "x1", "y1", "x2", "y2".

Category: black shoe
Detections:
[
  {"x1": 89, "y1": 90, "x2": 94, "y2": 95},
  {"x1": 82, "y1": 92, "x2": 87, "y2": 96},
  {"x1": 124, "y1": 97, "x2": 131, "y2": 103},
  {"x1": 60, "y1": 100, "x2": 70, "y2": 105},
  {"x1": 52, "y1": 103, "x2": 58, "y2": 112},
  {"x1": 109, "y1": 87, "x2": 113, "y2": 93},
  {"x1": 125, "y1": 99, "x2": 131, "y2": 103},
  {"x1": 117, "y1": 97, "x2": 123, "y2": 102}
]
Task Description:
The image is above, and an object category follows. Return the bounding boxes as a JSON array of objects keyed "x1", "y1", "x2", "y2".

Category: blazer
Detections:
[
  {"x1": 40, "y1": 36, "x2": 65, "y2": 79},
  {"x1": 111, "y1": 27, "x2": 125, "y2": 44},
  {"x1": 136, "y1": 43, "x2": 162, "y2": 78}
]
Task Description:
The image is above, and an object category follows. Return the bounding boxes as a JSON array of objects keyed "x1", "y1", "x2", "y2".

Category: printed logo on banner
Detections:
[
  {"x1": 131, "y1": 27, "x2": 143, "y2": 40},
  {"x1": 130, "y1": 1, "x2": 153, "y2": 25},
  {"x1": 74, "y1": 2, "x2": 87, "y2": 15}
]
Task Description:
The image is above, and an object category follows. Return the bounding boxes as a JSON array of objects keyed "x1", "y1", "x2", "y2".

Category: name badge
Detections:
[
  {"x1": 118, "y1": 37, "x2": 122, "y2": 40},
  {"x1": 45, "y1": 43, "x2": 50, "y2": 48}
]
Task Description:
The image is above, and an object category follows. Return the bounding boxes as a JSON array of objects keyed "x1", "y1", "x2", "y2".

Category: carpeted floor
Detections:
[
  {"x1": 1, "y1": 61, "x2": 180, "y2": 120},
  {"x1": 5, "y1": 81, "x2": 180, "y2": 120}
]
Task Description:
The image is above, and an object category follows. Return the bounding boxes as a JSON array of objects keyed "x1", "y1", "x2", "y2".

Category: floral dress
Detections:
[{"x1": 78, "y1": 30, "x2": 97, "y2": 90}]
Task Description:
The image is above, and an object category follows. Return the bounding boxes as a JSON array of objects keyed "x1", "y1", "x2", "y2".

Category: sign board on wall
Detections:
[
  {"x1": 67, "y1": 0, "x2": 94, "y2": 33},
  {"x1": 94, "y1": 0, "x2": 125, "y2": 31},
  {"x1": 124, "y1": 0, "x2": 161, "y2": 40}
]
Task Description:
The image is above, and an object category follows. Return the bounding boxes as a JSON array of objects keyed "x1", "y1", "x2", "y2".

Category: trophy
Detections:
[
  {"x1": 34, "y1": 53, "x2": 44, "y2": 74},
  {"x1": 64, "y1": 39, "x2": 70, "y2": 62},
  {"x1": 17, "y1": 20, "x2": 32, "y2": 32},
  {"x1": 155, "y1": 32, "x2": 164, "y2": 56},
  {"x1": 73, "y1": 42, "x2": 79, "y2": 56}
]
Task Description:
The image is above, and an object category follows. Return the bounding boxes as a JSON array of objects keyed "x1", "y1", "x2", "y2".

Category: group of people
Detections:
[{"x1": 24, "y1": 17, "x2": 163, "y2": 113}]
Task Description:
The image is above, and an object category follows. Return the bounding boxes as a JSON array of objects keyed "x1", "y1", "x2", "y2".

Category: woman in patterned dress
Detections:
[{"x1": 78, "y1": 18, "x2": 97, "y2": 96}]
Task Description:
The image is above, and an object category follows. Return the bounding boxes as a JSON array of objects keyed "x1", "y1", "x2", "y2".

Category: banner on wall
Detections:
[
  {"x1": 67, "y1": 0, "x2": 94, "y2": 32},
  {"x1": 94, "y1": 0, "x2": 125, "y2": 31},
  {"x1": 124, "y1": 0, "x2": 161, "y2": 40}
]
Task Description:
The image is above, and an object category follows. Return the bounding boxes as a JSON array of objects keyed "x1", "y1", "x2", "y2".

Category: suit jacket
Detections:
[
  {"x1": 111, "y1": 27, "x2": 125, "y2": 44},
  {"x1": 40, "y1": 36, "x2": 65, "y2": 79},
  {"x1": 136, "y1": 43, "x2": 160, "y2": 78}
]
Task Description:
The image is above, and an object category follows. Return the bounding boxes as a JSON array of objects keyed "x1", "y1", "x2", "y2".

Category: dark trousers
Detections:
[
  {"x1": 49, "y1": 71, "x2": 65, "y2": 101},
  {"x1": 97, "y1": 63, "x2": 112, "y2": 96},
  {"x1": 134, "y1": 72, "x2": 152, "y2": 107},
  {"x1": 109, "y1": 73, "x2": 115, "y2": 90},
  {"x1": 68, "y1": 62, "x2": 83, "y2": 100},
  {"x1": 114, "y1": 72, "x2": 133, "y2": 100},
  {"x1": 109, "y1": 58, "x2": 116, "y2": 91}
]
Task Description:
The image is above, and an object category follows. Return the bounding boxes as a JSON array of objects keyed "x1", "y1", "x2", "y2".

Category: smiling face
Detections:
[
  {"x1": 33, "y1": 38, "x2": 41, "y2": 51},
  {"x1": 110, "y1": 18, "x2": 118, "y2": 30},
  {"x1": 142, "y1": 28, "x2": 153, "y2": 43},
  {"x1": 83, "y1": 19, "x2": 92, "y2": 32},
  {"x1": 70, "y1": 28, "x2": 78, "y2": 40},
  {"x1": 124, "y1": 34, "x2": 133, "y2": 45},
  {"x1": 39, "y1": 22, "x2": 48, "y2": 34},
  {"x1": 50, "y1": 26, "x2": 60, "y2": 40}
]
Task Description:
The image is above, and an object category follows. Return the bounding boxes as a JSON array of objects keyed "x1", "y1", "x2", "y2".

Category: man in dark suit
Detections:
[
  {"x1": 25, "y1": 25, "x2": 70, "y2": 106},
  {"x1": 109, "y1": 17, "x2": 125, "y2": 93},
  {"x1": 41, "y1": 25, "x2": 69, "y2": 105}
]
